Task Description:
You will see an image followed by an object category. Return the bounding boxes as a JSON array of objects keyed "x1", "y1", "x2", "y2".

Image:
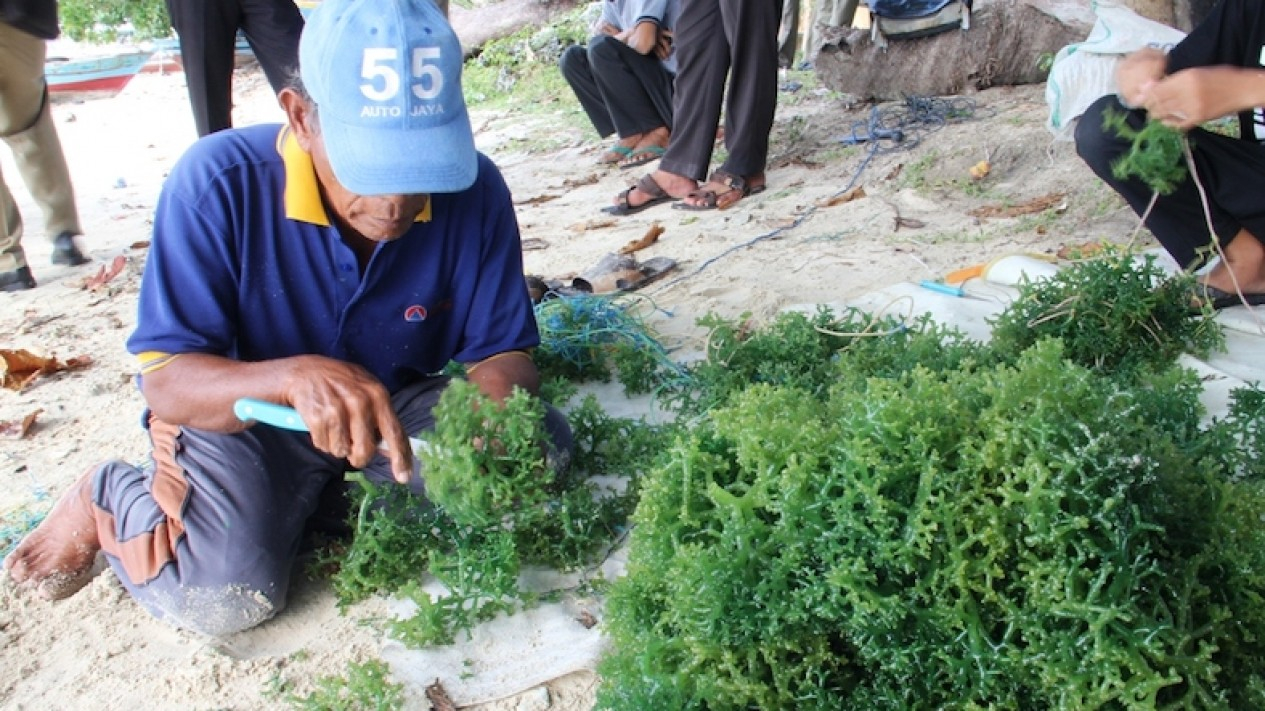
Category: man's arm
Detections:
[
  {"x1": 141, "y1": 353, "x2": 413, "y2": 480},
  {"x1": 622, "y1": 19, "x2": 662, "y2": 55},
  {"x1": 464, "y1": 350, "x2": 540, "y2": 401},
  {"x1": 1116, "y1": 47, "x2": 1169, "y2": 109},
  {"x1": 1143, "y1": 66, "x2": 1265, "y2": 130}
]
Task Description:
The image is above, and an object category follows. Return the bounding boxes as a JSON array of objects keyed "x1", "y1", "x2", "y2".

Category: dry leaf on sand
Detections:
[
  {"x1": 618, "y1": 223, "x2": 664, "y2": 254},
  {"x1": 817, "y1": 186, "x2": 865, "y2": 207},
  {"x1": 968, "y1": 192, "x2": 1066, "y2": 219},
  {"x1": 0, "y1": 409, "x2": 42, "y2": 438},
  {"x1": 1, "y1": 349, "x2": 93, "y2": 391},
  {"x1": 82, "y1": 255, "x2": 128, "y2": 291}
]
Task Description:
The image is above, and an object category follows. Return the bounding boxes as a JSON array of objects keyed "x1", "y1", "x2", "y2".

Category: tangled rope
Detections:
[{"x1": 534, "y1": 293, "x2": 690, "y2": 386}]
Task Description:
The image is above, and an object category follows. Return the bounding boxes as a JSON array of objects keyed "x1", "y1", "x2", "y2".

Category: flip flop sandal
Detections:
[
  {"x1": 673, "y1": 170, "x2": 766, "y2": 211},
  {"x1": 602, "y1": 173, "x2": 677, "y2": 216},
  {"x1": 571, "y1": 253, "x2": 678, "y2": 293},
  {"x1": 619, "y1": 144, "x2": 667, "y2": 170},
  {"x1": 597, "y1": 144, "x2": 634, "y2": 165},
  {"x1": 1192, "y1": 283, "x2": 1265, "y2": 310}
]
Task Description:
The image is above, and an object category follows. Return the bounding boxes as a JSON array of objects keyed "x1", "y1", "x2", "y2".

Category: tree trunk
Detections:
[{"x1": 449, "y1": 0, "x2": 582, "y2": 57}]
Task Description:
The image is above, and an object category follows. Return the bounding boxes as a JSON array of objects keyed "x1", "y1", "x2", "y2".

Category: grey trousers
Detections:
[
  {"x1": 658, "y1": 0, "x2": 783, "y2": 182},
  {"x1": 88, "y1": 377, "x2": 574, "y2": 636},
  {"x1": 0, "y1": 22, "x2": 82, "y2": 272}
]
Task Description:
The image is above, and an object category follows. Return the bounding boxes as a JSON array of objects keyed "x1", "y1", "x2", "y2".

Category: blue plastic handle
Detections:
[
  {"x1": 919, "y1": 280, "x2": 966, "y2": 298},
  {"x1": 233, "y1": 397, "x2": 428, "y2": 453},
  {"x1": 233, "y1": 398, "x2": 310, "y2": 431}
]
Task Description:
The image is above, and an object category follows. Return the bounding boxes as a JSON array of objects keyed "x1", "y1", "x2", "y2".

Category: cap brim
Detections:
[{"x1": 319, "y1": 103, "x2": 479, "y2": 195}]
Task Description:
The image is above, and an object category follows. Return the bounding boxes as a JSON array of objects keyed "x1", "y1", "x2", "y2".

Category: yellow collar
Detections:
[{"x1": 276, "y1": 126, "x2": 432, "y2": 225}]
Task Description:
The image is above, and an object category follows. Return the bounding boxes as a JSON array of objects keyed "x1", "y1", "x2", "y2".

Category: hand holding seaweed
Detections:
[{"x1": 1103, "y1": 106, "x2": 1189, "y2": 195}]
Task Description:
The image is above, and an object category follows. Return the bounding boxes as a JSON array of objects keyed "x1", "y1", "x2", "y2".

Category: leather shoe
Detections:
[
  {"x1": 0, "y1": 265, "x2": 37, "y2": 291},
  {"x1": 51, "y1": 232, "x2": 88, "y2": 266}
]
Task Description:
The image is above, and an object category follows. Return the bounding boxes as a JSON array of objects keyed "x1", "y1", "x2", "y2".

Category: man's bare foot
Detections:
[
  {"x1": 598, "y1": 133, "x2": 643, "y2": 164},
  {"x1": 4, "y1": 471, "x2": 102, "y2": 600},
  {"x1": 1201, "y1": 229, "x2": 1265, "y2": 296},
  {"x1": 678, "y1": 170, "x2": 767, "y2": 211},
  {"x1": 619, "y1": 126, "x2": 670, "y2": 168},
  {"x1": 611, "y1": 169, "x2": 697, "y2": 212}
]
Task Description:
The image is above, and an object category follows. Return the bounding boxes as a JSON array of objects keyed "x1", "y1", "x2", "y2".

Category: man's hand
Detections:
[
  {"x1": 1141, "y1": 66, "x2": 1265, "y2": 130},
  {"x1": 140, "y1": 353, "x2": 414, "y2": 484},
  {"x1": 1115, "y1": 47, "x2": 1168, "y2": 109},
  {"x1": 595, "y1": 20, "x2": 620, "y2": 37},
  {"x1": 654, "y1": 29, "x2": 673, "y2": 61},
  {"x1": 281, "y1": 356, "x2": 412, "y2": 482}
]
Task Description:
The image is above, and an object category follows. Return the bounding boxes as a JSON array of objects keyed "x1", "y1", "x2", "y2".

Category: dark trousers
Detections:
[
  {"x1": 660, "y1": 0, "x2": 782, "y2": 181},
  {"x1": 559, "y1": 36, "x2": 675, "y2": 139},
  {"x1": 165, "y1": 0, "x2": 304, "y2": 137},
  {"x1": 1075, "y1": 94, "x2": 1265, "y2": 269},
  {"x1": 89, "y1": 377, "x2": 574, "y2": 636}
]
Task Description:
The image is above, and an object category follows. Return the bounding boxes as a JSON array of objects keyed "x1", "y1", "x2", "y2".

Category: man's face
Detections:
[{"x1": 307, "y1": 133, "x2": 430, "y2": 242}]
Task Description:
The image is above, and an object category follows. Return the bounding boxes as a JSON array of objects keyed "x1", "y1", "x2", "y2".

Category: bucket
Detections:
[{"x1": 982, "y1": 254, "x2": 1060, "y2": 287}]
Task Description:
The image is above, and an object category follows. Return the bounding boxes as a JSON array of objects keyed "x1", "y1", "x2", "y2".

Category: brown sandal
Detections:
[
  {"x1": 603, "y1": 173, "x2": 678, "y2": 215},
  {"x1": 674, "y1": 170, "x2": 766, "y2": 211}
]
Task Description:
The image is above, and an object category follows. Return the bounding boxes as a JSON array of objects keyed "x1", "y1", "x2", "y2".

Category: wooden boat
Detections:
[
  {"x1": 44, "y1": 51, "x2": 153, "y2": 94},
  {"x1": 140, "y1": 38, "x2": 182, "y2": 74}
]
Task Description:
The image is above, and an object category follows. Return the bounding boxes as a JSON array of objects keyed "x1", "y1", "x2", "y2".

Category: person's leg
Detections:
[
  {"x1": 587, "y1": 37, "x2": 675, "y2": 166},
  {"x1": 658, "y1": 0, "x2": 728, "y2": 182},
  {"x1": 675, "y1": 0, "x2": 781, "y2": 208},
  {"x1": 239, "y1": 0, "x2": 305, "y2": 95},
  {"x1": 718, "y1": 0, "x2": 782, "y2": 178},
  {"x1": 5, "y1": 416, "x2": 345, "y2": 636},
  {"x1": 166, "y1": 0, "x2": 240, "y2": 136},
  {"x1": 777, "y1": 0, "x2": 800, "y2": 69},
  {"x1": 589, "y1": 36, "x2": 674, "y2": 137},
  {"x1": 560, "y1": 42, "x2": 619, "y2": 139},
  {"x1": 0, "y1": 162, "x2": 31, "y2": 289},
  {"x1": 0, "y1": 23, "x2": 84, "y2": 277},
  {"x1": 1182, "y1": 130, "x2": 1265, "y2": 295},
  {"x1": 4, "y1": 97, "x2": 87, "y2": 266},
  {"x1": 612, "y1": 0, "x2": 728, "y2": 210},
  {"x1": 1075, "y1": 94, "x2": 1265, "y2": 272}
]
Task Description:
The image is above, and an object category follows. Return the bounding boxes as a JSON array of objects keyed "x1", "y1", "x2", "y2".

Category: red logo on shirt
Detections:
[{"x1": 403, "y1": 305, "x2": 428, "y2": 322}]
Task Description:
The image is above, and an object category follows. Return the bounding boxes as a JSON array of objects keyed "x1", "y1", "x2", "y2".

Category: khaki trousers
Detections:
[{"x1": 0, "y1": 22, "x2": 82, "y2": 271}]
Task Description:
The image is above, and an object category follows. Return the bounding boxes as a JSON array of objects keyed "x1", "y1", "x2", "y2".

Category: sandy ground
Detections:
[{"x1": 0, "y1": 49, "x2": 1145, "y2": 709}]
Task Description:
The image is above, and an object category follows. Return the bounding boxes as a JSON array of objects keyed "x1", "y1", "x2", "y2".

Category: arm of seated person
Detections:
[
  {"x1": 623, "y1": 19, "x2": 661, "y2": 55},
  {"x1": 1143, "y1": 66, "x2": 1265, "y2": 130},
  {"x1": 464, "y1": 350, "x2": 541, "y2": 402},
  {"x1": 1115, "y1": 47, "x2": 1169, "y2": 109},
  {"x1": 140, "y1": 352, "x2": 412, "y2": 479}
]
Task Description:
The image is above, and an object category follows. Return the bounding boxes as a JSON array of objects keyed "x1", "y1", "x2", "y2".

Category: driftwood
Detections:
[
  {"x1": 450, "y1": 0, "x2": 582, "y2": 57},
  {"x1": 812, "y1": 0, "x2": 1095, "y2": 101}
]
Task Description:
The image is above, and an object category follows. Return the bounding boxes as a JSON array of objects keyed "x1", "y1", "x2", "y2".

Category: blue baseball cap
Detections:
[{"x1": 299, "y1": 0, "x2": 477, "y2": 195}]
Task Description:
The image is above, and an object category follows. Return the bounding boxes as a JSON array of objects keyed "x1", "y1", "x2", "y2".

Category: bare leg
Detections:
[
  {"x1": 4, "y1": 471, "x2": 101, "y2": 600},
  {"x1": 1201, "y1": 229, "x2": 1265, "y2": 295}
]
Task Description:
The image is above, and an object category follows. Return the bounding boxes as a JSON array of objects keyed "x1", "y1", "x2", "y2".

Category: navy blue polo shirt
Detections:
[{"x1": 128, "y1": 124, "x2": 538, "y2": 393}]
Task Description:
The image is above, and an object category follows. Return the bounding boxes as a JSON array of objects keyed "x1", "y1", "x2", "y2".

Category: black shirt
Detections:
[{"x1": 1167, "y1": 0, "x2": 1265, "y2": 142}]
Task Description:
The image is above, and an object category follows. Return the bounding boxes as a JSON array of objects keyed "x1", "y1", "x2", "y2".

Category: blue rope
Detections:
[
  {"x1": 1, "y1": 470, "x2": 50, "y2": 558},
  {"x1": 534, "y1": 293, "x2": 690, "y2": 384}
]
